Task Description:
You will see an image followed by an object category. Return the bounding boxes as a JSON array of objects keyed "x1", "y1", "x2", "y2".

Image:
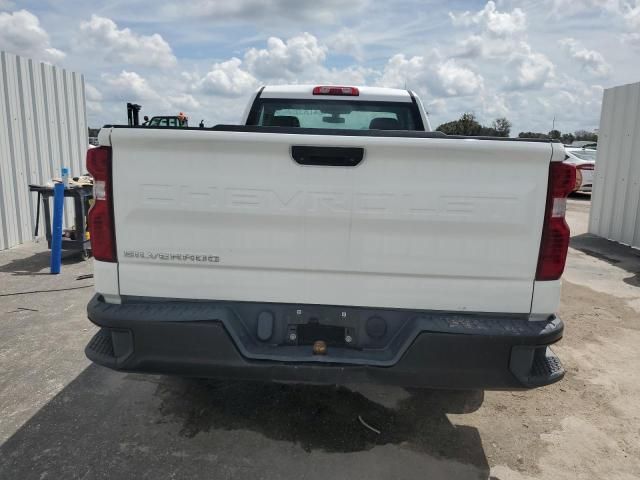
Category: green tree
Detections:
[
  {"x1": 492, "y1": 117, "x2": 512, "y2": 137},
  {"x1": 436, "y1": 113, "x2": 483, "y2": 136},
  {"x1": 561, "y1": 133, "x2": 575, "y2": 144},
  {"x1": 437, "y1": 113, "x2": 512, "y2": 137},
  {"x1": 518, "y1": 131, "x2": 549, "y2": 139},
  {"x1": 574, "y1": 130, "x2": 598, "y2": 142},
  {"x1": 548, "y1": 129, "x2": 561, "y2": 140},
  {"x1": 436, "y1": 114, "x2": 514, "y2": 137},
  {"x1": 435, "y1": 120, "x2": 458, "y2": 134}
]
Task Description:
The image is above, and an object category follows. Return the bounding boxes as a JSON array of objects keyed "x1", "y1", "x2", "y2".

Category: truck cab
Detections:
[{"x1": 241, "y1": 85, "x2": 431, "y2": 131}]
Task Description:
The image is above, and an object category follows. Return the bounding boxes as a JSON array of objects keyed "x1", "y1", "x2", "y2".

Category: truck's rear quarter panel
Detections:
[{"x1": 108, "y1": 128, "x2": 551, "y2": 313}]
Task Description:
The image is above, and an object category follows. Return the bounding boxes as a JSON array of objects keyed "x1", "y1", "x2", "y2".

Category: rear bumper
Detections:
[{"x1": 86, "y1": 294, "x2": 564, "y2": 389}]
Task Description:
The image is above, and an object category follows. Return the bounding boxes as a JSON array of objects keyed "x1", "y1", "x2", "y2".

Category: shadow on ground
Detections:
[
  {"x1": 0, "y1": 365, "x2": 491, "y2": 479},
  {"x1": 156, "y1": 377, "x2": 485, "y2": 457},
  {"x1": 0, "y1": 249, "x2": 87, "y2": 276},
  {"x1": 571, "y1": 233, "x2": 640, "y2": 286}
]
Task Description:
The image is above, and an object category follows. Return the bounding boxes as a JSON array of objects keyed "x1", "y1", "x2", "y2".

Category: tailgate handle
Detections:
[{"x1": 291, "y1": 146, "x2": 363, "y2": 167}]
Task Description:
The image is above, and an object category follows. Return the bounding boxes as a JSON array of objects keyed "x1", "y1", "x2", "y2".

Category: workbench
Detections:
[{"x1": 29, "y1": 183, "x2": 93, "y2": 259}]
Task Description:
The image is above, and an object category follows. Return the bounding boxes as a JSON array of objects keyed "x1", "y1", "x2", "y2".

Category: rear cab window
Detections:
[{"x1": 248, "y1": 99, "x2": 423, "y2": 131}]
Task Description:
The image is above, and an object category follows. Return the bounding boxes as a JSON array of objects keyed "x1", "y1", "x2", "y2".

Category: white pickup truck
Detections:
[{"x1": 85, "y1": 85, "x2": 574, "y2": 389}]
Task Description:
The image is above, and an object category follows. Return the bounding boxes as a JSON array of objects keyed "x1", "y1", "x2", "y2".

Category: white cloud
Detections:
[
  {"x1": 0, "y1": 0, "x2": 15, "y2": 9},
  {"x1": 621, "y1": 32, "x2": 640, "y2": 46},
  {"x1": 194, "y1": 58, "x2": 258, "y2": 96},
  {"x1": 243, "y1": 33, "x2": 327, "y2": 80},
  {"x1": 316, "y1": 65, "x2": 374, "y2": 85},
  {"x1": 377, "y1": 54, "x2": 428, "y2": 91},
  {"x1": 159, "y1": 0, "x2": 367, "y2": 23},
  {"x1": 85, "y1": 83, "x2": 103, "y2": 114},
  {"x1": 450, "y1": 1, "x2": 526, "y2": 37},
  {"x1": 546, "y1": 0, "x2": 640, "y2": 28},
  {"x1": 517, "y1": 77, "x2": 603, "y2": 132},
  {"x1": 327, "y1": 29, "x2": 364, "y2": 61},
  {"x1": 167, "y1": 93, "x2": 200, "y2": 111},
  {"x1": 101, "y1": 70, "x2": 203, "y2": 119},
  {"x1": 50, "y1": 1, "x2": 622, "y2": 136},
  {"x1": 436, "y1": 59, "x2": 484, "y2": 96},
  {"x1": 483, "y1": 93, "x2": 509, "y2": 118},
  {"x1": 79, "y1": 15, "x2": 176, "y2": 68},
  {"x1": 376, "y1": 53, "x2": 483, "y2": 97},
  {"x1": 85, "y1": 83, "x2": 102, "y2": 101},
  {"x1": 506, "y1": 50, "x2": 555, "y2": 90},
  {"x1": 103, "y1": 70, "x2": 162, "y2": 102},
  {"x1": 190, "y1": 34, "x2": 373, "y2": 95},
  {"x1": 624, "y1": 1, "x2": 640, "y2": 28},
  {"x1": 448, "y1": 2, "x2": 558, "y2": 97},
  {"x1": 455, "y1": 33, "x2": 535, "y2": 61},
  {"x1": 449, "y1": 2, "x2": 532, "y2": 62},
  {"x1": 425, "y1": 98, "x2": 446, "y2": 115},
  {"x1": 0, "y1": 10, "x2": 64, "y2": 62},
  {"x1": 86, "y1": 102, "x2": 103, "y2": 114},
  {"x1": 545, "y1": 0, "x2": 621, "y2": 15},
  {"x1": 455, "y1": 35, "x2": 485, "y2": 58},
  {"x1": 560, "y1": 38, "x2": 611, "y2": 77}
]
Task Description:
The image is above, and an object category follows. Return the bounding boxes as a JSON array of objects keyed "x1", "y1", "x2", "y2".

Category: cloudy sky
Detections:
[{"x1": 1, "y1": 0, "x2": 638, "y2": 134}]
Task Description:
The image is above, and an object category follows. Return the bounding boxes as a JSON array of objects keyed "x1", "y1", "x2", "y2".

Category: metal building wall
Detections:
[
  {"x1": 589, "y1": 82, "x2": 640, "y2": 248},
  {"x1": 0, "y1": 50, "x2": 88, "y2": 251}
]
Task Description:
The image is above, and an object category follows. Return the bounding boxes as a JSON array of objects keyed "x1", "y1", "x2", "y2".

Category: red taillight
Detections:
[
  {"x1": 577, "y1": 163, "x2": 594, "y2": 171},
  {"x1": 536, "y1": 162, "x2": 576, "y2": 281},
  {"x1": 86, "y1": 146, "x2": 116, "y2": 262},
  {"x1": 312, "y1": 86, "x2": 359, "y2": 96}
]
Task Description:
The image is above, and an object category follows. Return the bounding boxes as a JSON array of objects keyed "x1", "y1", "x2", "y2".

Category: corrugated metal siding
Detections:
[
  {"x1": 589, "y1": 82, "x2": 640, "y2": 248},
  {"x1": 0, "y1": 51, "x2": 88, "y2": 250}
]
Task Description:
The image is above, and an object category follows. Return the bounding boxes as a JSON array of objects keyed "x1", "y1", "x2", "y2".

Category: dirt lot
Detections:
[{"x1": 1, "y1": 196, "x2": 639, "y2": 479}]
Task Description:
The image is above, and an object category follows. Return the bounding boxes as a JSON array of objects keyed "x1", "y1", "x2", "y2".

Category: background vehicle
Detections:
[
  {"x1": 565, "y1": 146, "x2": 596, "y2": 192},
  {"x1": 145, "y1": 115, "x2": 189, "y2": 127},
  {"x1": 85, "y1": 85, "x2": 572, "y2": 390},
  {"x1": 125, "y1": 102, "x2": 189, "y2": 127}
]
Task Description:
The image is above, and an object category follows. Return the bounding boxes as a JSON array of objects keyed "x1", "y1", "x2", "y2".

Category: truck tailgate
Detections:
[{"x1": 108, "y1": 128, "x2": 553, "y2": 313}]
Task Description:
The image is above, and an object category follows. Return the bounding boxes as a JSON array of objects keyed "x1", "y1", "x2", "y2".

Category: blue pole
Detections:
[{"x1": 50, "y1": 182, "x2": 64, "y2": 274}]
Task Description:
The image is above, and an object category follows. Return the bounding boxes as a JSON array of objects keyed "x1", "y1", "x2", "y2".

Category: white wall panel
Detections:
[
  {"x1": 590, "y1": 81, "x2": 640, "y2": 248},
  {"x1": 0, "y1": 51, "x2": 88, "y2": 250}
]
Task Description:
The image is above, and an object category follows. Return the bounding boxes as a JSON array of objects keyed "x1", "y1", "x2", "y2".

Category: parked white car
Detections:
[{"x1": 564, "y1": 147, "x2": 596, "y2": 192}]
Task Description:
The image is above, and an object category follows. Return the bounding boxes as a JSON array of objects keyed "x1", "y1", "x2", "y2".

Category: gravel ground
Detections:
[{"x1": 0, "y1": 196, "x2": 639, "y2": 480}]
